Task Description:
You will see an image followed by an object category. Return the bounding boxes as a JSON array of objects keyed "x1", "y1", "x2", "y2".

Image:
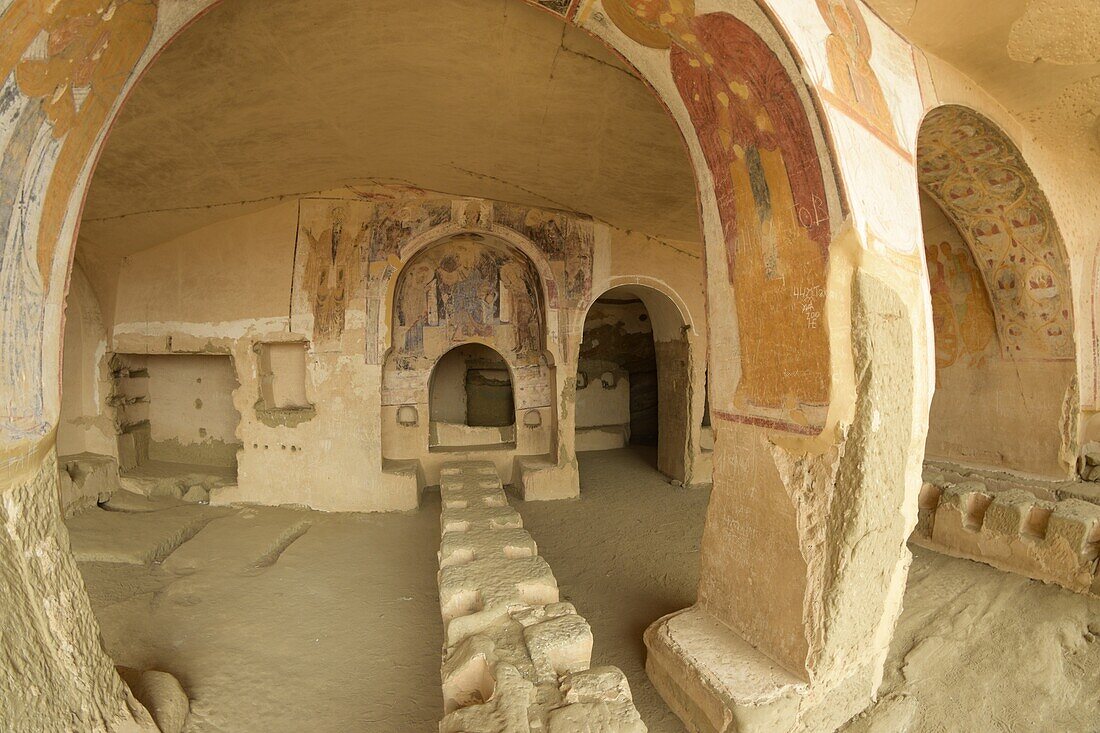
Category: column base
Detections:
[
  {"x1": 516, "y1": 455, "x2": 579, "y2": 500},
  {"x1": 644, "y1": 606, "x2": 807, "y2": 733}
]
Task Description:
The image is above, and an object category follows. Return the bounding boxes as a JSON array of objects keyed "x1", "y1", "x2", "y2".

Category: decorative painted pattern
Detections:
[{"x1": 918, "y1": 106, "x2": 1074, "y2": 361}]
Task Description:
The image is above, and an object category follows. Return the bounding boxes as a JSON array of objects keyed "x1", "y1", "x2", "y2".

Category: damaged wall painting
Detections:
[
  {"x1": 925, "y1": 234, "x2": 998, "y2": 372},
  {"x1": 603, "y1": 0, "x2": 833, "y2": 434},
  {"x1": 292, "y1": 196, "x2": 594, "y2": 359},
  {"x1": 391, "y1": 237, "x2": 544, "y2": 370},
  {"x1": 918, "y1": 106, "x2": 1075, "y2": 361},
  {"x1": 0, "y1": 0, "x2": 158, "y2": 435}
]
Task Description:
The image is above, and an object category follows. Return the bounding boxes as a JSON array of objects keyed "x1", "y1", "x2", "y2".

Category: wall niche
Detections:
[{"x1": 255, "y1": 341, "x2": 316, "y2": 427}]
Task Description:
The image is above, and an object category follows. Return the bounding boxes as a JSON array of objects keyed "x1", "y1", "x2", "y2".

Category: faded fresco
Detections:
[
  {"x1": 390, "y1": 236, "x2": 543, "y2": 371},
  {"x1": 533, "y1": 0, "x2": 576, "y2": 17},
  {"x1": 918, "y1": 106, "x2": 1075, "y2": 361},
  {"x1": 602, "y1": 0, "x2": 832, "y2": 433},
  {"x1": 298, "y1": 201, "x2": 368, "y2": 344},
  {"x1": 0, "y1": 0, "x2": 158, "y2": 435},
  {"x1": 294, "y1": 195, "x2": 595, "y2": 358},
  {"x1": 494, "y1": 204, "x2": 593, "y2": 307},
  {"x1": 816, "y1": 0, "x2": 899, "y2": 148},
  {"x1": 925, "y1": 237, "x2": 997, "y2": 371}
]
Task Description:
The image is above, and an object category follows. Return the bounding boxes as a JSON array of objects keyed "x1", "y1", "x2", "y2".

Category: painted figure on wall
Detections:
[
  {"x1": 603, "y1": 0, "x2": 832, "y2": 433},
  {"x1": 301, "y1": 204, "x2": 366, "y2": 344},
  {"x1": 816, "y1": 0, "x2": 899, "y2": 146},
  {"x1": 391, "y1": 236, "x2": 543, "y2": 369},
  {"x1": 925, "y1": 239, "x2": 997, "y2": 371},
  {"x1": 494, "y1": 205, "x2": 593, "y2": 307},
  {"x1": 918, "y1": 106, "x2": 1074, "y2": 360},
  {"x1": 4, "y1": 0, "x2": 159, "y2": 287},
  {"x1": 0, "y1": 0, "x2": 158, "y2": 433}
]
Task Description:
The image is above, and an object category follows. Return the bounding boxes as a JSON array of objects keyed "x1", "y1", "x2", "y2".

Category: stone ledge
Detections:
[
  {"x1": 914, "y1": 477, "x2": 1100, "y2": 596},
  {"x1": 515, "y1": 455, "x2": 579, "y2": 501},
  {"x1": 644, "y1": 606, "x2": 807, "y2": 733},
  {"x1": 436, "y1": 459, "x2": 645, "y2": 731}
]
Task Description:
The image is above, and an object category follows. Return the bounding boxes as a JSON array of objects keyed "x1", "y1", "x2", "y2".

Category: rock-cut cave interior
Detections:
[{"x1": 2, "y1": 0, "x2": 1100, "y2": 731}]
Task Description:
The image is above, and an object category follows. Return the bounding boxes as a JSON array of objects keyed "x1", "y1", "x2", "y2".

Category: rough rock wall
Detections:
[
  {"x1": 0, "y1": 448, "x2": 152, "y2": 732},
  {"x1": 58, "y1": 263, "x2": 115, "y2": 459}
]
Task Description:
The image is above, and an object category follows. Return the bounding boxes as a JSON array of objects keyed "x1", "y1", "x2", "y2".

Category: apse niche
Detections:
[{"x1": 380, "y1": 234, "x2": 554, "y2": 484}]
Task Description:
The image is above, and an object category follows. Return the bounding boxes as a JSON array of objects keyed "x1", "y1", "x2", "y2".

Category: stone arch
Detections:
[
  {"x1": 428, "y1": 342, "x2": 518, "y2": 440},
  {"x1": 380, "y1": 232, "x2": 555, "y2": 482},
  {"x1": 577, "y1": 281, "x2": 698, "y2": 482},
  {"x1": 377, "y1": 216, "x2": 559, "y2": 364},
  {"x1": 917, "y1": 105, "x2": 1076, "y2": 361},
  {"x1": 0, "y1": 1, "x2": 928, "y2": 730},
  {"x1": 916, "y1": 105, "x2": 1078, "y2": 476}
]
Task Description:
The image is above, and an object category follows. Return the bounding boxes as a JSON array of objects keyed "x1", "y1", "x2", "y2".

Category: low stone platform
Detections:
[
  {"x1": 435, "y1": 460, "x2": 646, "y2": 732},
  {"x1": 915, "y1": 471, "x2": 1100, "y2": 597}
]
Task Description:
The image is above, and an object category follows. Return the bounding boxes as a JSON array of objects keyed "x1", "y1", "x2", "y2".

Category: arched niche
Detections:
[
  {"x1": 428, "y1": 343, "x2": 517, "y2": 448},
  {"x1": 917, "y1": 105, "x2": 1078, "y2": 477},
  {"x1": 380, "y1": 233, "x2": 554, "y2": 480},
  {"x1": 373, "y1": 213, "x2": 563, "y2": 366},
  {"x1": 576, "y1": 283, "x2": 699, "y2": 483}
]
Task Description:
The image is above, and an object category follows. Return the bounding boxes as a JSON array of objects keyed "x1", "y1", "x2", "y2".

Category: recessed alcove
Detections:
[{"x1": 429, "y1": 344, "x2": 517, "y2": 450}]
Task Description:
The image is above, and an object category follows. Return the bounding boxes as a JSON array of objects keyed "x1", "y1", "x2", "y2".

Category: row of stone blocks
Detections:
[
  {"x1": 913, "y1": 477, "x2": 1100, "y2": 596},
  {"x1": 435, "y1": 461, "x2": 647, "y2": 732}
]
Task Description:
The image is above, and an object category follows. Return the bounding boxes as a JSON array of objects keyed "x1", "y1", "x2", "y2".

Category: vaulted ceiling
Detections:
[
  {"x1": 78, "y1": 0, "x2": 702, "y2": 262},
  {"x1": 865, "y1": 0, "x2": 1100, "y2": 156}
]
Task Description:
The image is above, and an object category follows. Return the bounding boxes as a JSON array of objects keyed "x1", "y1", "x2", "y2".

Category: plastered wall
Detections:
[
  {"x1": 922, "y1": 191, "x2": 1073, "y2": 476},
  {"x1": 94, "y1": 187, "x2": 708, "y2": 509},
  {"x1": 577, "y1": 299, "x2": 652, "y2": 448},
  {"x1": 143, "y1": 354, "x2": 241, "y2": 468},
  {"x1": 58, "y1": 262, "x2": 115, "y2": 459}
]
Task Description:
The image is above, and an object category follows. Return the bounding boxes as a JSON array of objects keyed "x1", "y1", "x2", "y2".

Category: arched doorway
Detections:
[
  {"x1": 0, "y1": 0, "x2": 932, "y2": 729},
  {"x1": 916, "y1": 105, "x2": 1078, "y2": 478},
  {"x1": 428, "y1": 343, "x2": 517, "y2": 449},
  {"x1": 576, "y1": 284, "x2": 695, "y2": 482},
  {"x1": 381, "y1": 232, "x2": 552, "y2": 484}
]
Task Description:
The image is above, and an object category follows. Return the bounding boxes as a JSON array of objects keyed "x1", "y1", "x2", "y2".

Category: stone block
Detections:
[
  {"x1": 643, "y1": 606, "x2": 806, "y2": 733},
  {"x1": 516, "y1": 456, "x2": 579, "y2": 501},
  {"x1": 523, "y1": 612, "x2": 593, "y2": 683},
  {"x1": 547, "y1": 699, "x2": 647, "y2": 733},
  {"x1": 439, "y1": 525, "x2": 537, "y2": 568},
  {"x1": 439, "y1": 663, "x2": 535, "y2": 733},
  {"x1": 439, "y1": 556, "x2": 559, "y2": 646},
  {"x1": 441, "y1": 504, "x2": 524, "y2": 534},
  {"x1": 561, "y1": 666, "x2": 635, "y2": 705}
]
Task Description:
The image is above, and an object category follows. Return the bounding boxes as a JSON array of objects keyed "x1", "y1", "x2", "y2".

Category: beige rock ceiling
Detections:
[
  {"x1": 78, "y1": 0, "x2": 701, "y2": 262},
  {"x1": 865, "y1": 0, "x2": 1100, "y2": 152}
]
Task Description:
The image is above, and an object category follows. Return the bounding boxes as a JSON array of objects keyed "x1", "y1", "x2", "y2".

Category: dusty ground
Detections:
[
  {"x1": 843, "y1": 546, "x2": 1100, "y2": 733},
  {"x1": 522, "y1": 447, "x2": 709, "y2": 731},
  {"x1": 73, "y1": 496, "x2": 444, "y2": 731},
  {"x1": 72, "y1": 447, "x2": 1100, "y2": 732}
]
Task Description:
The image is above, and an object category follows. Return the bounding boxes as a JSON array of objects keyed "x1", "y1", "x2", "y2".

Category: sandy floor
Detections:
[
  {"x1": 522, "y1": 447, "x2": 709, "y2": 731},
  {"x1": 73, "y1": 447, "x2": 1100, "y2": 732},
  {"x1": 76, "y1": 499, "x2": 444, "y2": 731}
]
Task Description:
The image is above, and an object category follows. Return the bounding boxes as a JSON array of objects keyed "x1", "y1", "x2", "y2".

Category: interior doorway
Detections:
[{"x1": 576, "y1": 286, "x2": 692, "y2": 480}]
